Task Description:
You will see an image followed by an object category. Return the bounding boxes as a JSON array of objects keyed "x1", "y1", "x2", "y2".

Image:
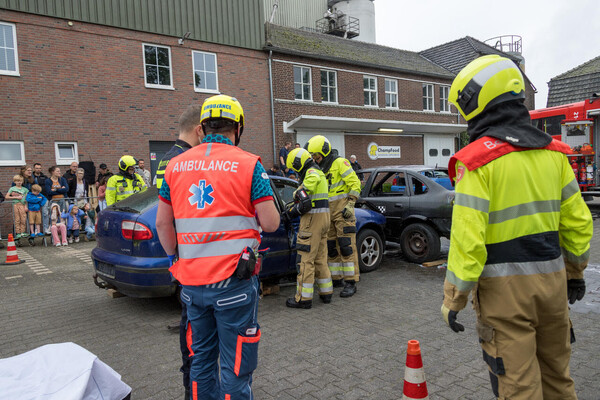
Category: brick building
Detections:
[
  {"x1": 265, "y1": 23, "x2": 466, "y2": 170},
  {"x1": 0, "y1": 1, "x2": 272, "y2": 197}
]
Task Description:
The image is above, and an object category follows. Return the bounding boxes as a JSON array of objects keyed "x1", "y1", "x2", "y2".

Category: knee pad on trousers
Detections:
[
  {"x1": 338, "y1": 237, "x2": 353, "y2": 256},
  {"x1": 327, "y1": 240, "x2": 338, "y2": 258},
  {"x1": 295, "y1": 254, "x2": 302, "y2": 273},
  {"x1": 342, "y1": 225, "x2": 356, "y2": 234}
]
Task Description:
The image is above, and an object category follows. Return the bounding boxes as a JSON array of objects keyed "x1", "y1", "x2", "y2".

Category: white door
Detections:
[{"x1": 424, "y1": 135, "x2": 454, "y2": 168}]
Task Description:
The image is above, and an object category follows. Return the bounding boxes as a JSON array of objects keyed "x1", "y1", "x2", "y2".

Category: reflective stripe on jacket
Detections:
[
  {"x1": 303, "y1": 167, "x2": 329, "y2": 213},
  {"x1": 164, "y1": 142, "x2": 261, "y2": 285},
  {"x1": 105, "y1": 173, "x2": 147, "y2": 206},
  {"x1": 326, "y1": 158, "x2": 361, "y2": 200},
  {"x1": 444, "y1": 136, "x2": 593, "y2": 310}
]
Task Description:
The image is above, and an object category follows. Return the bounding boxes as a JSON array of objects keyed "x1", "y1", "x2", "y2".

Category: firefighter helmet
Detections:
[
  {"x1": 118, "y1": 155, "x2": 138, "y2": 173},
  {"x1": 304, "y1": 135, "x2": 331, "y2": 158},
  {"x1": 286, "y1": 148, "x2": 312, "y2": 173},
  {"x1": 449, "y1": 55, "x2": 526, "y2": 121}
]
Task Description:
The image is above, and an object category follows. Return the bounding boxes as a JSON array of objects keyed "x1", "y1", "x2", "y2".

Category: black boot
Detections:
[
  {"x1": 340, "y1": 281, "x2": 357, "y2": 298},
  {"x1": 286, "y1": 298, "x2": 312, "y2": 309},
  {"x1": 332, "y1": 279, "x2": 344, "y2": 288},
  {"x1": 319, "y1": 294, "x2": 332, "y2": 304}
]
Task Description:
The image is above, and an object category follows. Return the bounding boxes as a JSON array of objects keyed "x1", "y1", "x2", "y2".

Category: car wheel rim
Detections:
[
  {"x1": 408, "y1": 232, "x2": 427, "y2": 256},
  {"x1": 360, "y1": 236, "x2": 380, "y2": 267}
]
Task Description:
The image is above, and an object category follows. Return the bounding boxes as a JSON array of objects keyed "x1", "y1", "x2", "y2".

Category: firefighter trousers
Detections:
[
  {"x1": 327, "y1": 198, "x2": 360, "y2": 282},
  {"x1": 473, "y1": 268, "x2": 576, "y2": 400},
  {"x1": 295, "y1": 212, "x2": 333, "y2": 301},
  {"x1": 180, "y1": 275, "x2": 261, "y2": 400}
]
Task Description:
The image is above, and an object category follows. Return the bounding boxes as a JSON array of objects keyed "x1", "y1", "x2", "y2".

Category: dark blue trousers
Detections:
[{"x1": 180, "y1": 275, "x2": 260, "y2": 400}]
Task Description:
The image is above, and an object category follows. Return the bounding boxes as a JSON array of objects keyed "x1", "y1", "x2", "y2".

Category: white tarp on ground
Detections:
[{"x1": 0, "y1": 342, "x2": 131, "y2": 400}]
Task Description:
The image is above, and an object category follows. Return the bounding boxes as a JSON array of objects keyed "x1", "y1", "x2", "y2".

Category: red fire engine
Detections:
[{"x1": 530, "y1": 94, "x2": 600, "y2": 195}]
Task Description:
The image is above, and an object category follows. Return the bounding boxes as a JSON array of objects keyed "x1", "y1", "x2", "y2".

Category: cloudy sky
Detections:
[{"x1": 374, "y1": 0, "x2": 600, "y2": 109}]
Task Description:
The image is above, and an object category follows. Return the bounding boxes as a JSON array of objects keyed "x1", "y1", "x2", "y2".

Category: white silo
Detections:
[{"x1": 329, "y1": 0, "x2": 376, "y2": 43}]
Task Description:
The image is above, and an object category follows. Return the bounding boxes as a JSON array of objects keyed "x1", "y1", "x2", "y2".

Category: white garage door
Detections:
[{"x1": 424, "y1": 135, "x2": 455, "y2": 168}]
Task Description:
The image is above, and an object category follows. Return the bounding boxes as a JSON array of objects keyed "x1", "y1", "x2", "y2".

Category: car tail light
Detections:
[{"x1": 121, "y1": 220, "x2": 153, "y2": 240}]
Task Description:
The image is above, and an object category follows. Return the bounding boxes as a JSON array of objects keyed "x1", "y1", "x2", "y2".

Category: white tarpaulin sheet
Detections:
[{"x1": 0, "y1": 342, "x2": 131, "y2": 400}]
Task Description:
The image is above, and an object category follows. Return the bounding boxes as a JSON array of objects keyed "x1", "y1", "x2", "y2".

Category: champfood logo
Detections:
[{"x1": 367, "y1": 142, "x2": 401, "y2": 160}]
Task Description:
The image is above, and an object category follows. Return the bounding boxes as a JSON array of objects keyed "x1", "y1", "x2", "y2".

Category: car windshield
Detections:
[{"x1": 108, "y1": 186, "x2": 159, "y2": 214}]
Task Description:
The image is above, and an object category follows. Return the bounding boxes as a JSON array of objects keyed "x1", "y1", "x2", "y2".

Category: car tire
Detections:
[
  {"x1": 357, "y1": 228, "x2": 383, "y2": 273},
  {"x1": 400, "y1": 223, "x2": 440, "y2": 264}
]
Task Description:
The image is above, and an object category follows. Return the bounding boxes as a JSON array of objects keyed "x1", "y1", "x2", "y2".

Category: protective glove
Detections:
[
  {"x1": 567, "y1": 279, "x2": 586, "y2": 304},
  {"x1": 441, "y1": 304, "x2": 465, "y2": 333},
  {"x1": 342, "y1": 199, "x2": 355, "y2": 220},
  {"x1": 167, "y1": 254, "x2": 178, "y2": 267}
]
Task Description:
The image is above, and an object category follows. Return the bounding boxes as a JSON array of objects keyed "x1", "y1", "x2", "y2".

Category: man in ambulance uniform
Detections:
[
  {"x1": 305, "y1": 135, "x2": 362, "y2": 297},
  {"x1": 156, "y1": 95, "x2": 279, "y2": 400},
  {"x1": 155, "y1": 104, "x2": 202, "y2": 399},
  {"x1": 284, "y1": 148, "x2": 333, "y2": 308},
  {"x1": 441, "y1": 55, "x2": 593, "y2": 399}
]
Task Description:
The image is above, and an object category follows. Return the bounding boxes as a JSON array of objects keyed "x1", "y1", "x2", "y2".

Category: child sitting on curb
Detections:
[
  {"x1": 62, "y1": 204, "x2": 85, "y2": 243},
  {"x1": 50, "y1": 203, "x2": 68, "y2": 246},
  {"x1": 82, "y1": 202, "x2": 96, "y2": 241},
  {"x1": 26, "y1": 184, "x2": 47, "y2": 243}
]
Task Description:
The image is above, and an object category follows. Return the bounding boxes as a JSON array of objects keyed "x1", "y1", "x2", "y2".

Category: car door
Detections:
[
  {"x1": 363, "y1": 169, "x2": 410, "y2": 240},
  {"x1": 259, "y1": 177, "x2": 299, "y2": 278}
]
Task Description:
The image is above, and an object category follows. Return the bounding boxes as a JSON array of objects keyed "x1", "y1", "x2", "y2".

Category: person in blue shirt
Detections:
[{"x1": 25, "y1": 184, "x2": 47, "y2": 243}]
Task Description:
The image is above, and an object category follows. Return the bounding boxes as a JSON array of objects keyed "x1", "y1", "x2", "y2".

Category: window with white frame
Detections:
[
  {"x1": 0, "y1": 141, "x2": 25, "y2": 166},
  {"x1": 423, "y1": 83, "x2": 434, "y2": 111},
  {"x1": 294, "y1": 66, "x2": 312, "y2": 101},
  {"x1": 55, "y1": 142, "x2": 79, "y2": 165},
  {"x1": 193, "y1": 50, "x2": 218, "y2": 92},
  {"x1": 364, "y1": 76, "x2": 378, "y2": 106},
  {"x1": 143, "y1": 44, "x2": 173, "y2": 89},
  {"x1": 440, "y1": 86, "x2": 450, "y2": 112},
  {"x1": 321, "y1": 70, "x2": 337, "y2": 103},
  {"x1": 0, "y1": 22, "x2": 19, "y2": 76},
  {"x1": 385, "y1": 79, "x2": 398, "y2": 108}
]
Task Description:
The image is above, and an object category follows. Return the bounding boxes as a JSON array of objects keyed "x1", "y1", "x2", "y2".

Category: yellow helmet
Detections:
[
  {"x1": 449, "y1": 55, "x2": 525, "y2": 121},
  {"x1": 118, "y1": 155, "x2": 138, "y2": 173},
  {"x1": 200, "y1": 94, "x2": 245, "y2": 143},
  {"x1": 304, "y1": 135, "x2": 331, "y2": 158},
  {"x1": 286, "y1": 148, "x2": 312, "y2": 172}
]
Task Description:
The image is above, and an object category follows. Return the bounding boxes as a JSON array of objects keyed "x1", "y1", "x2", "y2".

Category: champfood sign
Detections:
[{"x1": 367, "y1": 142, "x2": 401, "y2": 160}]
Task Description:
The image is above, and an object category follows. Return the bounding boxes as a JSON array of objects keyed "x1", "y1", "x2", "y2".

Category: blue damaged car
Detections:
[{"x1": 91, "y1": 176, "x2": 386, "y2": 298}]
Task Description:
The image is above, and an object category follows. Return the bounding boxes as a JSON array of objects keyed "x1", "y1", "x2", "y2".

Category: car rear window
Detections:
[{"x1": 108, "y1": 186, "x2": 159, "y2": 213}]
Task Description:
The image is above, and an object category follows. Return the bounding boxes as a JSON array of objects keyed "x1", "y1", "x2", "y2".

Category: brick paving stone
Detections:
[{"x1": 1, "y1": 216, "x2": 600, "y2": 399}]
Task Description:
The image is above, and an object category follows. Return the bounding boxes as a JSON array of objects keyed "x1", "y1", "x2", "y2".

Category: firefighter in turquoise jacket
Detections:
[{"x1": 441, "y1": 55, "x2": 593, "y2": 399}]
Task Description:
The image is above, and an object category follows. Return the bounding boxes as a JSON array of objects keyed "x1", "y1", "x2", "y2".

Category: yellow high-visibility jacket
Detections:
[
  {"x1": 324, "y1": 158, "x2": 361, "y2": 201},
  {"x1": 444, "y1": 138, "x2": 593, "y2": 310},
  {"x1": 105, "y1": 173, "x2": 147, "y2": 206},
  {"x1": 302, "y1": 167, "x2": 329, "y2": 213}
]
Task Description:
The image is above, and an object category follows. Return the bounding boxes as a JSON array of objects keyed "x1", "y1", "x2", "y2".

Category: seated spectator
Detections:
[
  {"x1": 96, "y1": 163, "x2": 113, "y2": 187},
  {"x1": 6, "y1": 175, "x2": 29, "y2": 240},
  {"x1": 266, "y1": 164, "x2": 284, "y2": 177},
  {"x1": 97, "y1": 175, "x2": 108, "y2": 211},
  {"x1": 70, "y1": 168, "x2": 89, "y2": 207},
  {"x1": 49, "y1": 203, "x2": 68, "y2": 246},
  {"x1": 82, "y1": 203, "x2": 96, "y2": 241},
  {"x1": 46, "y1": 166, "x2": 68, "y2": 213},
  {"x1": 62, "y1": 204, "x2": 85, "y2": 244},
  {"x1": 25, "y1": 184, "x2": 47, "y2": 240}
]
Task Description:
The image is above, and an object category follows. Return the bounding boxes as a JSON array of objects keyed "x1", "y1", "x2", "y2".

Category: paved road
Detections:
[{"x1": 1, "y1": 221, "x2": 599, "y2": 399}]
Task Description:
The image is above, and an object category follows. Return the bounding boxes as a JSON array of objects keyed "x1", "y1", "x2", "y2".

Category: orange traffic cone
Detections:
[
  {"x1": 402, "y1": 340, "x2": 429, "y2": 400},
  {"x1": 1, "y1": 234, "x2": 26, "y2": 265}
]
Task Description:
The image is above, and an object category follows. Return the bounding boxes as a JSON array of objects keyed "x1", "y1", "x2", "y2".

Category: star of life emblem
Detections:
[{"x1": 188, "y1": 180, "x2": 215, "y2": 209}]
